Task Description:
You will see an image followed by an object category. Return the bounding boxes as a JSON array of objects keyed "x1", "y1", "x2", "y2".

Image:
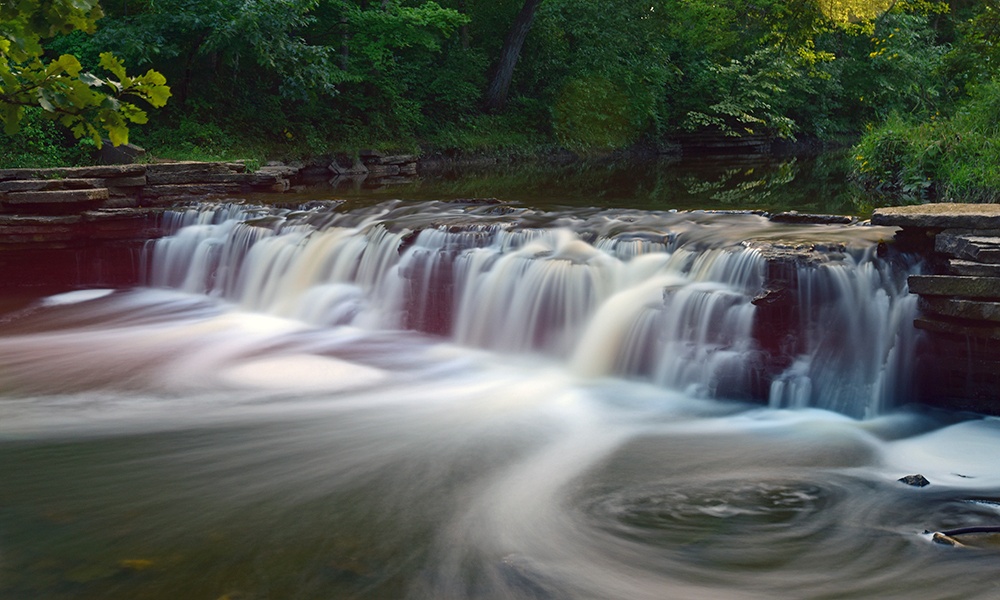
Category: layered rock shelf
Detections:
[
  {"x1": 0, "y1": 162, "x2": 294, "y2": 214},
  {"x1": 873, "y1": 204, "x2": 1000, "y2": 413},
  {"x1": 0, "y1": 153, "x2": 422, "y2": 215}
]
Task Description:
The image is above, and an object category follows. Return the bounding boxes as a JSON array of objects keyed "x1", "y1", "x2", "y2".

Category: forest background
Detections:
[{"x1": 2, "y1": 0, "x2": 999, "y2": 202}]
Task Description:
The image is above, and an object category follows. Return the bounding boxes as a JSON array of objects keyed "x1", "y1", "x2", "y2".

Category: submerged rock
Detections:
[{"x1": 768, "y1": 211, "x2": 854, "y2": 225}]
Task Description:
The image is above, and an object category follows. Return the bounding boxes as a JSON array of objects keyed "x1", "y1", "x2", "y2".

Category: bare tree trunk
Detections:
[
  {"x1": 458, "y1": 0, "x2": 470, "y2": 50},
  {"x1": 340, "y1": 16, "x2": 349, "y2": 70},
  {"x1": 482, "y1": 0, "x2": 543, "y2": 113}
]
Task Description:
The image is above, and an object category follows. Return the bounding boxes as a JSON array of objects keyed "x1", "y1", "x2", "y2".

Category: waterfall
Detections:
[{"x1": 145, "y1": 201, "x2": 919, "y2": 417}]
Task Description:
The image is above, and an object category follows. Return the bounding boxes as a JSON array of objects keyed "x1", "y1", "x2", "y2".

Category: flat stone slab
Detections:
[
  {"x1": 936, "y1": 231, "x2": 1000, "y2": 263},
  {"x1": 909, "y1": 275, "x2": 1000, "y2": 298},
  {"x1": 919, "y1": 296, "x2": 1000, "y2": 323},
  {"x1": 768, "y1": 212, "x2": 854, "y2": 225},
  {"x1": 0, "y1": 176, "x2": 146, "y2": 192},
  {"x1": 0, "y1": 165, "x2": 146, "y2": 181},
  {"x1": 948, "y1": 259, "x2": 1000, "y2": 277},
  {"x1": 916, "y1": 314, "x2": 1000, "y2": 340},
  {"x1": 4, "y1": 188, "x2": 109, "y2": 205},
  {"x1": 146, "y1": 163, "x2": 244, "y2": 184},
  {"x1": 141, "y1": 183, "x2": 241, "y2": 198},
  {"x1": 872, "y1": 204, "x2": 1000, "y2": 229}
]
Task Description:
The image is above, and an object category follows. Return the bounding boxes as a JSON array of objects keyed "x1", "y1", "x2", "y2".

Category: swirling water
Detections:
[{"x1": 1, "y1": 200, "x2": 999, "y2": 600}]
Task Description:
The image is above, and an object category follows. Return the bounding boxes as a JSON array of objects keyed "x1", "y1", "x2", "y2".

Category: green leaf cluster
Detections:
[{"x1": 0, "y1": 0, "x2": 170, "y2": 147}]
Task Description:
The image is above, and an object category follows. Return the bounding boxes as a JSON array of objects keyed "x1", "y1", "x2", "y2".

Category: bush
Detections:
[
  {"x1": 852, "y1": 79, "x2": 1000, "y2": 203},
  {"x1": 0, "y1": 108, "x2": 94, "y2": 168}
]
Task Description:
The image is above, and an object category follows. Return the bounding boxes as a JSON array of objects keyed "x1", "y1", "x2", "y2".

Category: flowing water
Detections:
[{"x1": 2, "y1": 194, "x2": 999, "y2": 599}]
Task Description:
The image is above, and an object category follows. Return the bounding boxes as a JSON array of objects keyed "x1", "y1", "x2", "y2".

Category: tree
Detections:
[
  {"x1": 482, "y1": 0, "x2": 543, "y2": 112},
  {"x1": 0, "y1": 0, "x2": 170, "y2": 146}
]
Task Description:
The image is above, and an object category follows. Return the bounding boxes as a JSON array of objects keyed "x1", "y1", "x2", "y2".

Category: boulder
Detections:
[
  {"x1": 898, "y1": 474, "x2": 930, "y2": 487},
  {"x1": 97, "y1": 141, "x2": 146, "y2": 165}
]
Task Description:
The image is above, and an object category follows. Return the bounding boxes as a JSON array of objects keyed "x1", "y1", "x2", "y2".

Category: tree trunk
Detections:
[
  {"x1": 458, "y1": 0, "x2": 470, "y2": 50},
  {"x1": 482, "y1": 0, "x2": 543, "y2": 113}
]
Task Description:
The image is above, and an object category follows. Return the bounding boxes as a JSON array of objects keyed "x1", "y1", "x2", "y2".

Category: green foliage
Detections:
[
  {"x1": 0, "y1": 0, "x2": 170, "y2": 148},
  {"x1": 683, "y1": 48, "x2": 799, "y2": 139},
  {"x1": 0, "y1": 107, "x2": 93, "y2": 168},
  {"x1": 853, "y1": 79, "x2": 1000, "y2": 202}
]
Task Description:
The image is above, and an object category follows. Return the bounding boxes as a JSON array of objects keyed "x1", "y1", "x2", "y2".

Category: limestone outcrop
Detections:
[{"x1": 874, "y1": 203, "x2": 1000, "y2": 413}]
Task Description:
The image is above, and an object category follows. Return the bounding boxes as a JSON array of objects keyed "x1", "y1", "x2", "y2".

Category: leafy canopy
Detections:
[{"x1": 0, "y1": 0, "x2": 170, "y2": 146}]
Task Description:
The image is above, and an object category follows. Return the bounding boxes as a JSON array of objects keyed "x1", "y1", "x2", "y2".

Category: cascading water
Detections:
[
  {"x1": 144, "y1": 200, "x2": 919, "y2": 417},
  {"x1": 12, "y1": 195, "x2": 1000, "y2": 600}
]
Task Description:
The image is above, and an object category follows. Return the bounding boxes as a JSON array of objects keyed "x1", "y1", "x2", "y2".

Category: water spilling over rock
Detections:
[{"x1": 146, "y1": 200, "x2": 919, "y2": 418}]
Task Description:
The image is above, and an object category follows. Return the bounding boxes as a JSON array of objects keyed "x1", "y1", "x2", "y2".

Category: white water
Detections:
[
  {"x1": 4, "y1": 201, "x2": 1000, "y2": 600},
  {"x1": 145, "y1": 200, "x2": 919, "y2": 416}
]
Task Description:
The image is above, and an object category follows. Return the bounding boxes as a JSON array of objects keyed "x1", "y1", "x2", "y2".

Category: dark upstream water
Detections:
[
  {"x1": 1, "y1": 180, "x2": 999, "y2": 599},
  {"x1": 294, "y1": 152, "x2": 875, "y2": 215}
]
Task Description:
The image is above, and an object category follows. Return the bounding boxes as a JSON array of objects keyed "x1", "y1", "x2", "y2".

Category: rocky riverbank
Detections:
[{"x1": 874, "y1": 204, "x2": 1000, "y2": 414}]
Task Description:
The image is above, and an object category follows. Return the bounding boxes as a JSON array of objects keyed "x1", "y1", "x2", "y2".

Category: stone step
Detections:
[
  {"x1": 0, "y1": 164, "x2": 145, "y2": 181},
  {"x1": 915, "y1": 315, "x2": 1000, "y2": 340},
  {"x1": 3, "y1": 188, "x2": 109, "y2": 209},
  {"x1": 768, "y1": 212, "x2": 854, "y2": 225},
  {"x1": 141, "y1": 183, "x2": 241, "y2": 198},
  {"x1": 0, "y1": 176, "x2": 147, "y2": 193},
  {"x1": 948, "y1": 259, "x2": 1000, "y2": 277},
  {"x1": 919, "y1": 296, "x2": 1000, "y2": 323},
  {"x1": 145, "y1": 162, "x2": 245, "y2": 184},
  {"x1": 872, "y1": 203, "x2": 1000, "y2": 229},
  {"x1": 936, "y1": 231, "x2": 1000, "y2": 263},
  {"x1": 908, "y1": 275, "x2": 1000, "y2": 299}
]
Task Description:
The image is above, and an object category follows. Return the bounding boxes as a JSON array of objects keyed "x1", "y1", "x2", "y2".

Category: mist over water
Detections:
[{"x1": 1, "y1": 198, "x2": 999, "y2": 599}]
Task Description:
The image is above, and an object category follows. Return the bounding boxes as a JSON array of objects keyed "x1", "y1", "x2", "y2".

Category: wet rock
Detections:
[
  {"x1": 768, "y1": 211, "x2": 854, "y2": 225},
  {"x1": 443, "y1": 197, "x2": 502, "y2": 205},
  {"x1": 919, "y1": 297, "x2": 1000, "y2": 323},
  {"x1": 898, "y1": 474, "x2": 931, "y2": 487},
  {"x1": 366, "y1": 164, "x2": 401, "y2": 177},
  {"x1": 141, "y1": 183, "x2": 241, "y2": 198},
  {"x1": 328, "y1": 159, "x2": 368, "y2": 177},
  {"x1": 872, "y1": 204, "x2": 1000, "y2": 230},
  {"x1": 936, "y1": 231, "x2": 1000, "y2": 264},
  {"x1": 914, "y1": 315, "x2": 1000, "y2": 341},
  {"x1": 932, "y1": 532, "x2": 965, "y2": 547},
  {"x1": 948, "y1": 259, "x2": 1000, "y2": 278},
  {"x1": 908, "y1": 275, "x2": 1000, "y2": 299}
]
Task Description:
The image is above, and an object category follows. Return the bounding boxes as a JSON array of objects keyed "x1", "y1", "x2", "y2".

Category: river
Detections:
[{"x1": 1, "y1": 157, "x2": 998, "y2": 599}]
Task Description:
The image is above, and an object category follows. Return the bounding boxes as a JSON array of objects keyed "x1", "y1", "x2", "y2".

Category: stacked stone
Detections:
[
  {"x1": 328, "y1": 151, "x2": 419, "y2": 186},
  {"x1": 0, "y1": 161, "x2": 294, "y2": 214},
  {"x1": 873, "y1": 204, "x2": 1000, "y2": 413}
]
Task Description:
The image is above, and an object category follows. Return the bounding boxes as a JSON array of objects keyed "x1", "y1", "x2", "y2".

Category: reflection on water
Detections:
[
  {"x1": 1, "y1": 289, "x2": 999, "y2": 600},
  {"x1": 302, "y1": 152, "x2": 872, "y2": 215}
]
